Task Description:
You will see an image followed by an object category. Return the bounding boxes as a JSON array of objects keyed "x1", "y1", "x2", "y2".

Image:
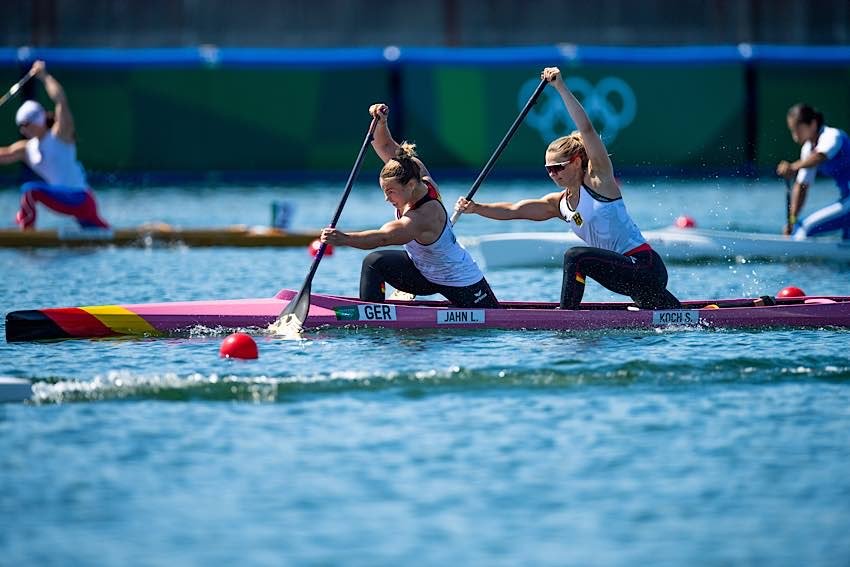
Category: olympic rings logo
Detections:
[{"x1": 520, "y1": 76, "x2": 637, "y2": 144}]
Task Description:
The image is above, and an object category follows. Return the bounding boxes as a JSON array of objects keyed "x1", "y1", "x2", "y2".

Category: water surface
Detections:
[{"x1": 1, "y1": 179, "x2": 848, "y2": 566}]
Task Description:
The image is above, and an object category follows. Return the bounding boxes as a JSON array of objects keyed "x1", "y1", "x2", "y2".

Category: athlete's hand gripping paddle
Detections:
[{"x1": 269, "y1": 117, "x2": 379, "y2": 337}]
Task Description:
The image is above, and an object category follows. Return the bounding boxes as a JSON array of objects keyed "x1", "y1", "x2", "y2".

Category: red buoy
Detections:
[
  {"x1": 309, "y1": 239, "x2": 333, "y2": 257},
  {"x1": 776, "y1": 286, "x2": 806, "y2": 298},
  {"x1": 219, "y1": 332, "x2": 258, "y2": 359},
  {"x1": 675, "y1": 215, "x2": 696, "y2": 229}
]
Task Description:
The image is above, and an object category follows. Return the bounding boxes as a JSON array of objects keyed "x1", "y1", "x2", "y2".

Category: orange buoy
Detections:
[
  {"x1": 219, "y1": 332, "x2": 258, "y2": 359},
  {"x1": 675, "y1": 215, "x2": 696, "y2": 229},
  {"x1": 309, "y1": 239, "x2": 333, "y2": 257},
  {"x1": 702, "y1": 304, "x2": 720, "y2": 309},
  {"x1": 776, "y1": 286, "x2": 806, "y2": 298}
]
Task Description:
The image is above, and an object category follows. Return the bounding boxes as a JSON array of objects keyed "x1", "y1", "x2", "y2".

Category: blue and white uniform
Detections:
[
  {"x1": 793, "y1": 125, "x2": 850, "y2": 240},
  {"x1": 556, "y1": 184, "x2": 680, "y2": 310}
]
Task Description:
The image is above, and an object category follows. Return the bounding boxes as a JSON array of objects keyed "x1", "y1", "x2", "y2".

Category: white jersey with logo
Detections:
[
  {"x1": 401, "y1": 186, "x2": 484, "y2": 287},
  {"x1": 558, "y1": 184, "x2": 646, "y2": 254},
  {"x1": 24, "y1": 132, "x2": 88, "y2": 189}
]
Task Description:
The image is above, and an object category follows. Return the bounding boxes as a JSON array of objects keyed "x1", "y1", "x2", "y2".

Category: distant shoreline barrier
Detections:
[{"x1": 1, "y1": 45, "x2": 848, "y2": 182}]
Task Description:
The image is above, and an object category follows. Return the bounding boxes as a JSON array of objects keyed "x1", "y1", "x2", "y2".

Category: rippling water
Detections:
[{"x1": 1, "y1": 179, "x2": 849, "y2": 565}]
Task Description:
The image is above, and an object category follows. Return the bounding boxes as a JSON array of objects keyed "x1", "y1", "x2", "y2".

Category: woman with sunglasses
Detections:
[
  {"x1": 320, "y1": 103, "x2": 499, "y2": 308},
  {"x1": 0, "y1": 60, "x2": 109, "y2": 230},
  {"x1": 455, "y1": 67, "x2": 680, "y2": 310}
]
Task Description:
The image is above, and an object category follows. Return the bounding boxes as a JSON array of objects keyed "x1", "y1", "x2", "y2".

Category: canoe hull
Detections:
[{"x1": 6, "y1": 289, "x2": 850, "y2": 342}]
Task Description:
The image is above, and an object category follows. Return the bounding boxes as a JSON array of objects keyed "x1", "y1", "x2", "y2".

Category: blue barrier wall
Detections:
[{"x1": 1, "y1": 45, "x2": 849, "y2": 181}]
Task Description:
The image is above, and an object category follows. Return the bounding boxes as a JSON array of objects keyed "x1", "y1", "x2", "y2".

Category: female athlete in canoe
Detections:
[
  {"x1": 320, "y1": 104, "x2": 499, "y2": 308},
  {"x1": 776, "y1": 103, "x2": 850, "y2": 240},
  {"x1": 455, "y1": 67, "x2": 681, "y2": 310},
  {"x1": 0, "y1": 60, "x2": 109, "y2": 230}
]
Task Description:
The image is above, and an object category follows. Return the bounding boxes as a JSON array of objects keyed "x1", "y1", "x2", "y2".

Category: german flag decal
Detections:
[
  {"x1": 81, "y1": 305, "x2": 160, "y2": 336},
  {"x1": 5, "y1": 306, "x2": 162, "y2": 342}
]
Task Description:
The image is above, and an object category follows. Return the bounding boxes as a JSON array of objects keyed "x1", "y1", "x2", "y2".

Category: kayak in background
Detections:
[
  {"x1": 0, "y1": 224, "x2": 321, "y2": 248},
  {"x1": 466, "y1": 224, "x2": 850, "y2": 269}
]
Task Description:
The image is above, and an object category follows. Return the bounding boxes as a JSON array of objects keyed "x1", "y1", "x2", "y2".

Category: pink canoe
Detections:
[{"x1": 6, "y1": 289, "x2": 850, "y2": 342}]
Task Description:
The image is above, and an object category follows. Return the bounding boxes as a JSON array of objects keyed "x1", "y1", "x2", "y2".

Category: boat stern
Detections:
[{"x1": 6, "y1": 305, "x2": 162, "y2": 342}]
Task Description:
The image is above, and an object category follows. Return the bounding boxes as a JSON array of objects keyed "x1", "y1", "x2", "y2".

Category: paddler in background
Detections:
[
  {"x1": 0, "y1": 60, "x2": 109, "y2": 230},
  {"x1": 455, "y1": 66, "x2": 681, "y2": 310},
  {"x1": 320, "y1": 103, "x2": 500, "y2": 308},
  {"x1": 776, "y1": 103, "x2": 850, "y2": 240}
]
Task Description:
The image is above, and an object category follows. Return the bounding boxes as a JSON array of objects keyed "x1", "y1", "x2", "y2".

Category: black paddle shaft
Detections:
[
  {"x1": 277, "y1": 117, "x2": 379, "y2": 324},
  {"x1": 450, "y1": 78, "x2": 548, "y2": 224},
  {"x1": 302, "y1": 117, "x2": 379, "y2": 282},
  {"x1": 785, "y1": 177, "x2": 793, "y2": 228}
]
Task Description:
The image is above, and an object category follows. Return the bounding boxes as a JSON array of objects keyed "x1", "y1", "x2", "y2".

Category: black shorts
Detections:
[{"x1": 360, "y1": 250, "x2": 500, "y2": 308}]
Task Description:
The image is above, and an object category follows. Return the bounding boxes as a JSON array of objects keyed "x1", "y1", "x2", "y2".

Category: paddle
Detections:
[
  {"x1": 389, "y1": 78, "x2": 548, "y2": 302},
  {"x1": 784, "y1": 177, "x2": 794, "y2": 234},
  {"x1": 0, "y1": 69, "x2": 36, "y2": 109},
  {"x1": 449, "y1": 78, "x2": 548, "y2": 225},
  {"x1": 269, "y1": 117, "x2": 379, "y2": 336}
]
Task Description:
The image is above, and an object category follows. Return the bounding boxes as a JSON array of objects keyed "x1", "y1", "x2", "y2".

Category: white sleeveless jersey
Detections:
[
  {"x1": 558, "y1": 184, "x2": 646, "y2": 254},
  {"x1": 401, "y1": 184, "x2": 484, "y2": 286},
  {"x1": 796, "y1": 125, "x2": 850, "y2": 200},
  {"x1": 24, "y1": 132, "x2": 88, "y2": 189}
]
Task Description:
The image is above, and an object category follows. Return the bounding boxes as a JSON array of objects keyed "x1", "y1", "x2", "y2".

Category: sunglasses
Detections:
[{"x1": 545, "y1": 155, "x2": 578, "y2": 174}]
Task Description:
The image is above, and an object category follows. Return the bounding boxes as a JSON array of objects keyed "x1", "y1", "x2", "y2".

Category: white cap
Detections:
[{"x1": 15, "y1": 100, "x2": 46, "y2": 127}]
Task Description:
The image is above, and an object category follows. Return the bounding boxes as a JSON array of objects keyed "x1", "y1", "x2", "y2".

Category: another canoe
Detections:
[
  {"x1": 0, "y1": 225, "x2": 320, "y2": 248},
  {"x1": 6, "y1": 289, "x2": 850, "y2": 342},
  {"x1": 468, "y1": 226, "x2": 850, "y2": 269}
]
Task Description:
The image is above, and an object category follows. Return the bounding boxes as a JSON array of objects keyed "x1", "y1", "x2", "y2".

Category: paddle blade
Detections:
[
  {"x1": 268, "y1": 284, "x2": 312, "y2": 338},
  {"x1": 270, "y1": 117, "x2": 378, "y2": 338},
  {"x1": 267, "y1": 313, "x2": 306, "y2": 340}
]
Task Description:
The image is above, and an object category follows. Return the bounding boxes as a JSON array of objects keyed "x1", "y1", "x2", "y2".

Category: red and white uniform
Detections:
[{"x1": 398, "y1": 181, "x2": 484, "y2": 287}]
